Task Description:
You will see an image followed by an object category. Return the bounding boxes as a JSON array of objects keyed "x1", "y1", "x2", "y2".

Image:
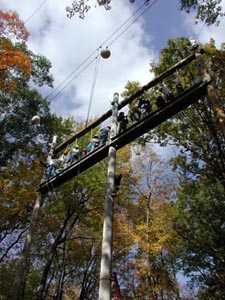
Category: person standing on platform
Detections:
[
  {"x1": 45, "y1": 150, "x2": 57, "y2": 179},
  {"x1": 58, "y1": 149, "x2": 69, "y2": 171},
  {"x1": 128, "y1": 105, "x2": 141, "y2": 124},
  {"x1": 87, "y1": 140, "x2": 93, "y2": 153},
  {"x1": 158, "y1": 84, "x2": 174, "y2": 101},
  {"x1": 81, "y1": 147, "x2": 87, "y2": 157},
  {"x1": 66, "y1": 145, "x2": 80, "y2": 165},
  {"x1": 173, "y1": 78, "x2": 184, "y2": 95},
  {"x1": 99, "y1": 126, "x2": 111, "y2": 146},
  {"x1": 87, "y1": 135, "x2": 99, "y2": 153},
  {"x1": 117, "y1": 112, "x2": 128, "y2": 134},
  {"x1": 92, "y1": 135, "x2": 99, "y2": 150},
  {"x1": 138, "y1": 98, "x2": 151, "y2": 118},
  {"x1": 156, "y1": 95, "x2": 166, "y2": 108}
]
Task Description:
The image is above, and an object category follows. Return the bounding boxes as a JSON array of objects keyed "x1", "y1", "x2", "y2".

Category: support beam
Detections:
[
  {"x1": 10, "y1": 192, "x2": 43, "y2": 300},
  {"x1": 99, "y1": 92, "x2": 118, "y2": 300}
]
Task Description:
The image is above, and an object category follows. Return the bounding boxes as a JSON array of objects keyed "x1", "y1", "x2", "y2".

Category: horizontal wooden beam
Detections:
[{"x1": 38, "y1": 80, "x2": 208, "y2": 194}]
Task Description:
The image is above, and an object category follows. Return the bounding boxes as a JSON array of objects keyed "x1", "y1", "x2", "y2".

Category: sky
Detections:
[{"x1": 1, "y1": 0, "x2": 225, "y2": 124}]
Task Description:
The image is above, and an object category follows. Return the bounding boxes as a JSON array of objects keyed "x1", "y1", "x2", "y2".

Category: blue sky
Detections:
[{"x1": 1, "y1": 0, "x2": 224, "y2": 121}]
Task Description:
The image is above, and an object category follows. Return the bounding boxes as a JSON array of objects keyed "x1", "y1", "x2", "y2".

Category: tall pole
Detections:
[
  {"x1": 10, "y1": 135, "x2": 57, "y2": 300},
  {"x1": 10, "y1": 192, "x2": 43, "y2": 300},
  {"x1": 99, "y1": 92, "x2": 119, "y2": 300},
  {"x1": 196, "y1": 49, "x2": 225, "y2": 139}
]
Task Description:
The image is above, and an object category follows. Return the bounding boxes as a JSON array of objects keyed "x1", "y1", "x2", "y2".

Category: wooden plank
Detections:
[{"x1": 38, "y1": 80, "x2": 208, "y2": 194}]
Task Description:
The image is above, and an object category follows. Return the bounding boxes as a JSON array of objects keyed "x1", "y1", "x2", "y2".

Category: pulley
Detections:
[
  {"x1": 31, "y1": 115, "x2": 41, "y2": 125},
  {"x1": 100, "y1": 48, "x2": 111, "y2": 59}
]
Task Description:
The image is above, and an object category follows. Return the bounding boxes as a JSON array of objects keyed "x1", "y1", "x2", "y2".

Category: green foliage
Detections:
[
  {"x1": 153, "y1": 38, "x2": 225, "y2": 297},
  {"x1": 120, "y1": 36, "x2": 225, "y2": 298},
  {"x1": 180, "y1": 0, "x2": 224, "y2": 25},
  {"x1": 174, "y1": 178, "x2": 225, "y2": 298},
  {"x1": 66, "y1": 0, "x2": 224, "y2": 25},
  {"x1": 118, "y1": 145, "x2": 182, "y2": 299}
]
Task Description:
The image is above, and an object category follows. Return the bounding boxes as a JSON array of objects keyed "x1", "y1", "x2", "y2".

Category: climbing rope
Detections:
[{"x1": 85, "y1": 54, "x2": 101, "y2": 128}]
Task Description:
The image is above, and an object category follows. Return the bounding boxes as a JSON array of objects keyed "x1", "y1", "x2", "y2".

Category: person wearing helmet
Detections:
[
  {"x1": 57, "y1": 149, "x2": 69, "y2": 171},
  {"x1": 45, "y1": 150, "x2": 57, "y2": 179}
]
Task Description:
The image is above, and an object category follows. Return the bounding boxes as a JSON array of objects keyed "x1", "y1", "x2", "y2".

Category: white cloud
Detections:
[{"x1": 2, "y1": 0, "x2": 155, "y2": 121}]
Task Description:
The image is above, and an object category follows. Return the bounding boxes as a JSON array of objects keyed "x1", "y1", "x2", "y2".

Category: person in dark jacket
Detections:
[
  {"x1": 117, "y1": 112, "x2": 128, "y2": 134},
  {"x1": 138, "y1": 98, "x2": 151, "y2": 118},
  {"x1": 158, "y1": 84, "x2": 174, "y2": 101},
  {"x1": 99, "y1": 126, "x2": 111, "y2": 146}
]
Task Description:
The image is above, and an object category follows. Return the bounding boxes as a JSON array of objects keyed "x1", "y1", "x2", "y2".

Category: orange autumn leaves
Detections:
[{"x1": 0, "y1": 10, "x2": 31, "y2": 92}]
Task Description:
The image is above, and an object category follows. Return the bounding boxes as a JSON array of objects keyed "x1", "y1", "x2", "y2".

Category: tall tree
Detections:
[
  {"x1": 123, "y1": 145, "x2": 182, "y2": 300},
  {"x1": 148, "y1": 37, "x2": 225, "y2": 298},
  {"x1": 0, "y1": 10, "x2": 31, "y2": 92},
  {"x1": 0, "y1": 10, "x2": 61, "y2": 300}
]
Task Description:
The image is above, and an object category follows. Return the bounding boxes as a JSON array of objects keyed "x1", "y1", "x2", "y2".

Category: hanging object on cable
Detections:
[
  {"x1": 100, "y1": 47, "x2": 111, "y2": 59},
  {"x1": 31, "y1": 115, "x2": 41, "y2": 125}
]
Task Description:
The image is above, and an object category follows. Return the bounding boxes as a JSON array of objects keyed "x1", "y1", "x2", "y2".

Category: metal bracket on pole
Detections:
[{"x1": 99, "y1": 93, "x2": 119, "y2": 300}]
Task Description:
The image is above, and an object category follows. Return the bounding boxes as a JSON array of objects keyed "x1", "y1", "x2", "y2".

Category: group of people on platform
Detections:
[
  {"x1": 44, "y1": 81, "x2": 184, "y2": 179},
  {"x1": 44, "y1": 126, "x2": 112, "y2": 179},
  {"x1": 117, "y1": 97, "x2": 152, "y2": 135},
  {"x1": 117, "y1": 80, "x2": 184, "y2": 134}
]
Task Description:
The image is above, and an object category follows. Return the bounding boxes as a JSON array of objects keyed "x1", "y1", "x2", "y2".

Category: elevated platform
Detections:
[{"x1": 38, "y1": 80, "x2": 209, "y2": 194}]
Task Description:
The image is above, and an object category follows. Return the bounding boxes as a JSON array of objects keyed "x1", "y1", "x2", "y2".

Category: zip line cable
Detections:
[
  {"x1": 196, "y1": 22, "x2": 206, "y2": 39},
  {"x1": 107, "y1": 0, "x2": 158, "y2": 48},
  {"x1": 82, "y1": 1, "x2": 158, "y2": 127},
  {"x1": 97, "y1": 1, "x2": 147, "y2": 49},
  {"x1": 49, "y1": 55, "x2": 98, "y2": 100},
  {"x1": 23, "y1": 0, "x2": 203, "y2": 104},
  {"x1": 47, "y1": 1, "x2": 156, "y2": 100},
  {"x1": 24, "y1": 0, "x2": 48, "y2": 24},
  {"x1": 46, "y1": 49, "x2": 99, "y2": 99},
  {"x1": 48, "y1": 2, "x2": 147, "y2": 99},
  {"x1": 81, "y1": 0, "x2": 157, "y2": 128},
  {"x1": 85, "y1": 54, "x2": 101, "y2": 128}
]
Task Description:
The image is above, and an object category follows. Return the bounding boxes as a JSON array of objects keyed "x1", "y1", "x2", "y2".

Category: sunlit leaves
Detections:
[
  {"x1": 0, "y1": 10, "x2": 29, "y2": 41},
  {"x1": 0, "y1": 10, "x2": 32, "y2": 93}
]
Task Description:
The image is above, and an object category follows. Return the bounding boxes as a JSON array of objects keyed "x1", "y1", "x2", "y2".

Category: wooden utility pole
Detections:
[
  {"x1": 207, "y1": 84, "x2": 225, "y2": 139},
  {"x1": 10, "y1": 192, "x2": 43, "y2": 300},
  {"x1": 99, "y1": 92, "x2": 119, "y2": 300},
  {"x1": 10, "y1": 136, "x2": 57, "y2": 300},
  {"x1": 196, "y1": 49, "x2": 225, "y2": 139}
]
